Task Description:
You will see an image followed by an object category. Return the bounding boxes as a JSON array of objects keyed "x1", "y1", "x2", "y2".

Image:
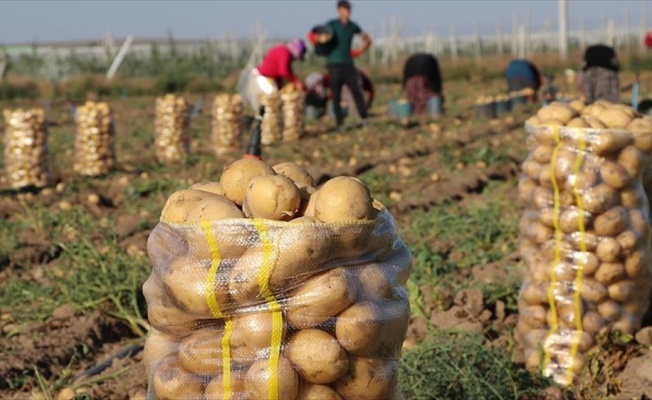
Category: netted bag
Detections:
[
  {"x1": 143, "y1": 206, "x2": 411, "y2": 400},
  {"x1": 73, "y1": 101, "x2": 116, "y2": 176},
  {"x1": 155, "y1": 94, "x2": 190, "y2": 164},
  {"x1": 211, "y1": 94, "x2": 243, "y2": 155},
  {"x1": 3, "y1": 108, "x2": 49, "y2": 189},
  {"x1": 259, "y1": 92, "x2": 282, "y2": 146},
  {"x1": 516, "y1": 101, "x2": 652, "y2": 386},
  {"x1": 280, "y1": 85, "x2": 304, "y2": 142}
]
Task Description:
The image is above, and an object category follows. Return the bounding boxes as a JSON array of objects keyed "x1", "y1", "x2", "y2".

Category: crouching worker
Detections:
[
  {"x1": 243, "y1": 39, "x2": 307, "y2": 112},
  {"x1": 304, "y1": 69, "x2": 374, "y2": 119},
  {"x1": 402, "y1": 53, "x2": 443, "y2": 114},
  {"x1": 505, "y1": 59, "x2": 542, "y2": 98}
]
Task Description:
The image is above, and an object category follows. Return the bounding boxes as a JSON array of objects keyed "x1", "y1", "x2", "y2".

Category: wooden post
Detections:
[
  {"x1": 518, "y1": 24, "x2": 526, "y2": 58},
  {"x1": 106, "y1": 35, "x2": 133, "y2": 81},
  {"x1": 496, "y1": 21, "x2": 504, "y2": 56},
  {"x1": 511, "y1": 14, "x2": 518, "y2": 56},
  {"x1": 558, "y1": 0, "x2": 569, "y2": 59}
]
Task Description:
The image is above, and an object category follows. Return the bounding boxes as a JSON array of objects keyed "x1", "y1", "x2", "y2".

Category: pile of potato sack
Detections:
[
  {"x1": 280, "y1": 84, "x2": 305, "y2": 142},
  {"x1": 154, "y1": 94, "x2": 191, "y2": 164},
  {"x1": 3, "y1": 108, "x2": 49, "y2": 189},
  {"x1": 73, "y1": 101, "x2": 116, "y2": 177},
  {"x1": 143, "y1": 159, "x2": 412, "y2": 400},
  {"x1": 517, "y1": 100, "x2": 652, "y2": 386},
  {"x1": 211, "y1": 94, "x2": 243, "y2": 155},
  {"x1": 259, "y1": 93, "x2": 282, "y2": 146}
]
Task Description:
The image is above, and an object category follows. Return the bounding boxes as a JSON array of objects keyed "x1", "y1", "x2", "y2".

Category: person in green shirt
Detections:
[{"x1": 312, "y1": 0, "x2": 372, "y2": 129}]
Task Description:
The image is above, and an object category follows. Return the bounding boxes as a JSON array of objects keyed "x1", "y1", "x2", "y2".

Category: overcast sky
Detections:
[{"x1": 0, "y1": 1, "x2": 650, "y2": 44}]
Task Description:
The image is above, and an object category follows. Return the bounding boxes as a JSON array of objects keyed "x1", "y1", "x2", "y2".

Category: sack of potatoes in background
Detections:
[
  {"x1": 280, "y1": 84, "x2": 304, "y2": 142},
  {"x1": 211, "y1": 93, "x2": 243, "y2": 155},
  {"x1": 3, "y1": 108, "x2": 50, "y2": 189},
  {"x1": 73, "y1": 101, "x2": 116, "y2": 177},
  {"x1": 517, "y1": 100, "x2": 652, "y2": 386},
  {"x1": 143, "y1": 159, "x2": 412, "y2": 400},
  {"x1": 259, "y1": 92, "x2": 282, "y2": 146},
  {"x1": 154, "y1": 94, "x2": 191, "y2": 164}
]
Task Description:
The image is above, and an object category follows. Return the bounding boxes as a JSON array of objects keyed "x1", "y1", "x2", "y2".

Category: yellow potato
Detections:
[
  {"x1": 161, "y1": 189, "x2": 245, "y2": 223},
  {"x1": 334, "y1": 357, "x2": 398, "y2": 400},
  {"x1": 569, "y1": 100, "x2": 585, "y2": 113},
  {"x1": 144, "y1": 275, "x2": 205, "y2": 335},
  {"x1": 608, "y1": 280, "x2": 637, "y2": 302},
  {"x1": 598, "y1": 108, "x2": 634, "y2": 128},
  {"x1": 286, "y1": 268, "x2": 357, "y2": 328},
  {"x1": 519, "y1": 305, "x2": 547, "y2": 329},
  {"x1": 354, "y1": 264, "x2": 393, "y2": 300},
  {"x1": 564, "y1": 169, "x2": 599, "y2": 193},
  {"x1": 538, "y1": 165, "x2": 553, "y2": 188},
  {"x1": 627, "y1": 118, "x2": 652, "y2": 154},
  {"x1": 518, "y1": 178, "x2": 537, "y2": 203},
  {"x1": 590, "y1": 130, "x2": 633, "y2": 155},
  {"x1": 189, "y1": 181, "x2": 224, "y2": 196},
  {"x1": 521, "y1": 282, "x2": 550, "y2": 305},
  {"x1": 594, "y1": 206, "x2": 629, "y2": 237},
  {"x1": 555, "y1": 352, "x2": 586, "y2": 375},
  {"x1": 597, "y1": 300, "x2": 623, "y2": 321},
  {"x1": 242, "y1": 175, "x2": 301, "y2": 220},
  {"x1": 272, "y1": 162, "x2": 315, "y2": 187},
  {"x1": 581, "y1": 184, "x2": 620, "y2": 215},
  {"x1": 522, "y1": 160, "x2": 543, "y2": 180},
  {"x1": 616, "y1": 230, "x2": 642, "y2": 254},
  {"x1": 220, "y1": 158, "x2": 275, "y2": 205},
  {"x1": 599, "y1": 161, "x2": 631, "y2": 189},
  {"x1": 143, "y1": 329, "x2": 178, "y2": 378},
  {"x1": 572, "y1": 251, "x2": 600, "y2": 276},
  {"x1": 205, "y1": 370, "x2": 246, "y2": 400},
  {"x1": 582, "y1": 311, "x2": 609, "y2": 334},
  {"x1": 566, "y1": 230, "x2": 599, "y2": 252},
  {"x1": 594, "y1": 262, "x2": 626, "y2": 285},
  {"x1": 580, "y1": 279, "x2": 608, "y2": 303},
  {"x1": 618, "y1": 145, "x2": 648, "y2": 177},
  {"x1": 559, "y1": 208, "x2": 594, "y2": 234},
  {"x1": 624, "y1": 250, "x2": 646, "y2": 278},
  {"x1": 230, "y1": 311, "x2": 286, "y2": 354},
  {"x1": 595, "y1": 237, "x2": 622, "y2": 262},
  {"x1": 178, "y1": 327, "x2": 254, "y2": 374},
  {"x1": 151, "y1": 358, "x2": 204, "y2": 400},
  {"x1": 314, "y1": 177, "x2": 375, "y2": 223},
  {"x1": 524, "y1": 349, "x2": 542, "y2": 371},
  {"x1": 526, "y1": 115, "x2": 542, "y2": 127},
  {"x1": 533, "y1": 145, "x2": 554, "y2": 163},
  {"x1": 537, "y1": 103, "x2": 577, "y2": 124},
  {"x1": 629, "y1": 209, "x2": 649, "y2": 237},
  {"x1": 244, "y1": 356, "x2": 298, "y2": 400},
  {"x1": 531, "y1": 186, "x2": 553, "y2": 209},
  {"x1": 549, "y1": 302, "x2": 582, "y2": 329},
  {"x1": 298, "y1": 384, "x2": 343, "y2": 400},
  {"x1": 297, "y1": 185, "x2": 317, "y2": 217},
  {"x1": 620, "y1": 187, "x2": 643, "y2": 208},
  {"x1": 582, "y1": 103, "x2": 607, "y2": 118},
  {"x1": 613, "y1": 314, "x2": 641, "y2": 334},
  {"x1": 583, "y1": 116, "x2": 607, "y2": 129},
  {"x1": 566, "y1": 117, "x2": 589, "y2": 128},
  {"x1": 287, "y1": 329, "x2": 349, "y2": 384}
]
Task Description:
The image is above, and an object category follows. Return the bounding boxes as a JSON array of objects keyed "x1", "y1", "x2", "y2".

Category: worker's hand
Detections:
[{"x1": 350, "y1": 48, "x2": 364, "y2": 58}]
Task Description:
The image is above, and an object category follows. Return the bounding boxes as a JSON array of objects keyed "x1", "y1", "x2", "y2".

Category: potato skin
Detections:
[
  {"x1": 244, "y1": 356, "x2": 298, "y2": 400},
  {"x1": 230, "y1": 312, "x2": 286, "y2": 354},
  {"x1": 333, "y1": 357, "x2": 398, "y2": 400},
  {"x1": 143, "y1": 329, "x2": 178, "y2": 378},
  {"x1": 189, "y1": 181, "x2": 224, "y2": 196},
  {"x1": 151, "y1": 357, "x2": 204, "y2": 400},
  {"x1": 220, "y1": 159, "x2": 275, "y2": 205},
  {"x1": 335, "y1": 302, "x2": 381, "y2": 355},
  {"x1": 315, "y1": 177, "x2": 375, "y2": 223},
  {"x1": 287, "y1": 329, "x2": 349, "y2": 384},
  {"x1": 298, "y1": 384, "x2": 343, "y2": 400},
  {"x1": 161, "y1": 189, "x2": 244, "y2": 223},
  {"x1": 272, "y1": 162, "x2": 315, "y2": 187},
  {"x1": 242, "y1": 175, "x2": 301, "y2": 221},
  {"x1": 205, "y1": 370, "x2": 246, "y2": 400}
]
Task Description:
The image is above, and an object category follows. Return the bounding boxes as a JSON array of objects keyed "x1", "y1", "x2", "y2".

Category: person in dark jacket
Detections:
[
  {"x1": 505, "y1": 59, "x2": 542, "y2": 93},
  {"x1": 304, "y1": 69, "x2": 374, "y2": 117},
  {"x1": 402, "y1": 53, "x2": 443, "y2": 114},
  {"x1": 579, "y1": 44, "x2": 620, "y2": 104}
]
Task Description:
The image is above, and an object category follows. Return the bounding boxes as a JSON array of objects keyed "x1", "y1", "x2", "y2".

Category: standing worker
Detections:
[
  {"x1": 504, "y1": 59, "x2": 542, "y2": 96},
  {"x1": 309, "y1": 0, "x2": 372, "y2": 130},
  {"x1": 578, "y1": 44, "x2": 620, "y2": 104},
  {"x1": 402, "y1": 53, "x2": 443, "y2": 114},
  {"x1": 243, "y1": 39, "x2": 307, "y2": 112}
]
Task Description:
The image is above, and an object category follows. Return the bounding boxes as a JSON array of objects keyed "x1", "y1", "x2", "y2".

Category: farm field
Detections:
[{"x1": 1, "y1": 78, "x2": 652, "y2": 400}]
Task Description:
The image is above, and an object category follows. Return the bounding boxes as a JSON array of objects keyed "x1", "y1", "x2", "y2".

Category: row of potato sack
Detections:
[
  {"x1": 73, "y1": 101, "x2": 117, "y2": 177},
  {"x1": 517, "y1": 100, "x2": 652, "y2": 386},
  {"x1": 259, "y1": 85, "x2": 305, "y2": 146},
  {"x1": 144, "y1": 158, "x2": 412, "y2": 399},
  {"x1": 2, "y1": 108, "x2": 50, "y2": 189},
  {"x1": 154, "y1": 94, "x2": 192, "y2": 164}
]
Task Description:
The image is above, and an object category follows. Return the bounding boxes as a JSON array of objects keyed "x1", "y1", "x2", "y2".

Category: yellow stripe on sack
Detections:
[
  {"x1": 565, "y1": 128, "x2": 588, "y2": 384},
  {"x1": 253, "y1": 219, "x2": 283, "y2": 400},
  {"x1": 200, "y1": 221, "x2": 232, "y2": 400},
  {"x1": 543, "y1": 126, "x2": 563, "y2": 372}
]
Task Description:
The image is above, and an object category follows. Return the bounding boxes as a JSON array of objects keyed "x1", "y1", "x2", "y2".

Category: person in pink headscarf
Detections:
[{"x1": 244, "y1": 39, "x2": 307, "y2": 112}]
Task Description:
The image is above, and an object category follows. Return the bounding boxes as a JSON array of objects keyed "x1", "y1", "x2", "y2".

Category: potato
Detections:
[
  {"x1": 629, "y1": 209, "x2": 649, "y2": 237},
  {"x1": 189, "y1": 181, "x2": 224, "y2": 196},
  {"x1": 616, "y1": 230, "x2": 641, "y2": 254},
  {"x1": 538, "y1": 166, "x2": 553, "y2": 188},
  {"x1": 315, "y1": 177, "x2": 374, "y2": 223},
  {"x1": 569, "y1": 100, "x2": 585, "y2": 113},
  {"x1": 566, "y1": 117, "x2": 589, "y2": 128},
  {"x1": 143, "y1": 329, "x2": 178, "y2": 377},
  {"x1": 559, "y1": 208, "x2": 594, "y2": 234},
  {"x1": 335, "y1": 301, "x2": 386, "y2": 355},
  {"x1": 519, "y1": 305, "x2": 547, "y2": 329},
  {"x1": 583, "y1": 116, "x2": 607, "y2": 129},
  {"x1": 625, "y1": 250, "x2": 646, "y2": 278},
  {"x1": 594, "y1": 207, "x2": 629, "y2": 237},
  {"x1": 573, "y1": 251, "x2": 600, "y2": 276},
  {"x1": 627, "y1": 118, "x2": 652, "y2": 153},
  {"x1": 272, "y1": 162, "x2": 315, "y2": 187},
  {"x1": 242, "y1": 175, "x2": 301, "y2": 220},
  {"x1": 566, "y1": 230, "x2": 599, "y2": 252},
  {"x1": 591, "y1": 130, "x2": 633, "y2": 155},
  {"x1": 537, "y1": 103, "x2": 577, "y2": 124},
  {"x1": 533, "y1": 145, "x2": 554, "y2": 163},
  {"x1": 598, "y1": 108, "x2": 634, "y2": 128},
  {"x1": 151, "y1": 357, "x2": 204, "y2": 400},
  {"x1": 618, "y1": 145, "x2": 648, "y2": 177},
  {"x1": 230, "y1": 312, "x2": 286, "y2": 354},
  {"x1": 582, "y1": 311, "x2": 609, "y2": 334},
  {"x1": 582, "y1": 184, "x2": 620, "y2": 215},
  {"x1": 286, "y1": 268, "x2": 357, "y2": 328},
  {"x1": 613, "y1": 314, "x2": 640, "y2": 334},
  {"x1": 161, "y1": 189, "x2": 244, "y2": 223},
  {"x1": 355, "y1": 264, "x2": 393, "y2": 300},
  {"x1": 595, "y1": 237, "x2": 622, "y2": 262},
  {"x1": 302, "y1": 188, "x2": 319, "y2": 217},
  {"x1": 522, "y1": 160, "x2": 543, "y2": 180},
  {"x1": 178, "y1": 328, "x2": 253, "y2": 374},
  {"x1": 553, "y1": 261, "x2": 578, "y2": 281},
  {"x1": 565, "y1": 169, "x2": 599, "y2": 193},
  {"x1": 621, "y1": 187, "x2": 643, "y2": 208},
  {"x1": 594, "y1": 262, "x2": 626, "y2": 285},
  {"x1": 287, "y1": 329, "x2": 349, "y2": 384},
  {"x1": 599, "y1": 161, "x2": 631, "y2": 189},
  {"x1": 244, "y1": 356, "x2": 298, "y2": 400},
  {"x1": 580, "y1": 279, "x2": 608, "y2": 303},
  {"x1": 205, "y1": 369, "x2": 246, "y2": 400},
  {"x1": 531, "y1": 186, "x2": 553, "y2": 209},
  {"x1": 549, "y1": 302, "x2": 582, "y2": 329},
  {"x1": 524, "y1": 349, "x2": 542, "y2": 371},
  {"x1": 526, "y1": 115, "x2": 542, "y2": 127},
  {"x1": 597, "y1": 300, "x2": 623, "y2": 321},
  {"x1": 608, "y1": 281, "x2": 637, "y2": 302},
  {"x1": 518, "y1": 178, "x2": 537, "y2": 203},
  {"x1": 144, "y1": 276, "x2": 207, "y2": 335},
  {"x1": 298, "y1": 384, "x2": 343, "y2": 400},
  {"x1": 555, "y1": 352, "x2": 586, "y2": 375},
  {"x1": 582, "y1": 103, "x2": 606, "y2": 118},
  {"x1": 334, "y1": 357, "x2": 398, "y2": 400},
  {"x1": 220, "y1": 159, "x2": 275, "y2": 205},
  {"x1": 521, "y1": 281, "x2": 550, "y2": 305},
  {"x1": 537, "y1": 208, "x2": 555, "y2": 228},
  {"x1": 525, "y1": 221, "x2": 553, "y2": 244},
  {"x1": 297, "y1": 185, "x2": 317, "y2": 217}
]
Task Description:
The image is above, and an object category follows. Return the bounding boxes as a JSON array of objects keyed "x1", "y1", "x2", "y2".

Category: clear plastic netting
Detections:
[
  {"x1": 155, "y1": 95, "x2": 191, "y2": 164},
  {"x1": 143, "y1": 207, "x2": 412, "y2": 400},
  {"x1": 211, "y1": 94, "x2": 243, "y2": 155},
  {"x1": 73, "y1": 101, "x2": 116, "y2": 177},
  {"x1": 280, "y1": 85, "x2": 304, "y2": 142},
  {"x1": 3, "y1": 108, "x2": 50, "y2": 189},
  {"x1": 516, "y1": 104, "x2": 652, "y2": 386}
]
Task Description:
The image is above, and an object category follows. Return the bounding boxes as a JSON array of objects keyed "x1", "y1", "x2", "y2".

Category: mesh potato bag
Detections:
[
  {"x1": 259, "y1": 92, "x2": 282, "y2": 146},
  {"x1": 155, "y1": 94, "x2": 191, "y2": 164},
  {"x1": 211, "y1": 94, "x2": 243, "y2": 155},
  {"x1": 516, "y1": 102, "x2": 652, "y2": 386},
  {"x1": 3, "y1": 108, "x2": 49, "y2": 189},
  {"x1": 73, "y1": 101, "x2": 116, "y2": 177},
  {"x1": 143, "y1": 205, "x2": 412, "y2": 400},
  {"x1": 280, "y1": 85, "x2": 304, "y2": 142}
]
